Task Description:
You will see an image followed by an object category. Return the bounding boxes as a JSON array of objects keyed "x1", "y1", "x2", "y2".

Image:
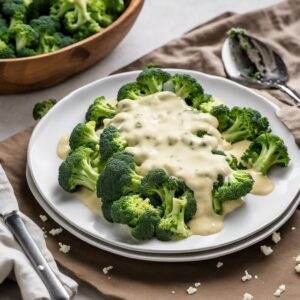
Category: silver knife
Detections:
[{"x1": 0, "y1": 165, "x2": 70, "y2": 300}]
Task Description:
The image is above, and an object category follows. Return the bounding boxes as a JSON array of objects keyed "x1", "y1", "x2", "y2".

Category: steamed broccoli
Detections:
[
  {"x1": 156, "y1": 197, "x2": 191, "y2": 241},
  {"x1": 69, "y1": 121, "x2": 99, "y2": 151},
  {"x1": 99, "y1": 125, "x2": 127, "y2": 162},
  {"x1": 2, "y1": 0, "x2": 26, "y2": 21},
  {"x1": 87, "y1": 0, "x2": 113, "y2": 27},
  {"x1": 50, "y1": 0, "x2": 74, "y2": 18},
  {"x1": 0, "y1": 15, "x2": 10, "y2": 43},
  {"x1": 212, "y1": 170, "x2": 254, "y2": 215},
  {"x1": 103, "y1": 0, "x2": 124, "y2": 15},
  {"x1": 140, "y1": 169, "x2": 197, "y2": 222},
  {"x1": 199, "y1": 102, "x2": 233, "y2": 132},
  {"x1": 37, "y1": 31, "x2": 73, "y2": 53},
  {"x1": 171, "y1": 73, "x2": 204, "y2": 102},
  {"x1": 0, "y1": 39, "x2": 15, "y2": 58},
  {"x1": 58, "y1": 147, "x2": 99, "y2": 192},
  {"x1": 85, "y1": 96, "x2": 116, "y2": 124},
  {"x1": 97, "y1": 151, "x2": 142, "y2": 202},
  {"x1": 240, "y1": 133, "x2": 290, "y2": 175},
  {"x1": 222, "y1": 107, "x2": 269, "y2": 143},
  {"x1": 111, "y1": 194, "x2": 160, "y2": 240},
  {"x1": 72, "y1": 18, "x2": 101, "y2": 40},
  {"x1": 101, "y1": 201, "x2": 113, "y2": 222},
  {"x1": 136, "y1": 68, "x2": 171, "y2": 94},
  {"x1": 32, "y1": 99, "x2": 56, "y2": 120},
  {"x1": 226, "y1": 154, "x2": 240, "y2": 170},
  {"x1": 27, "y1": 0, "x2": 50, "y2": 19},
  {"x1": 10, "y1": 21, "x2": 38, "y2": 53},
  {"x1": 117, "y1": 82, "x2": 150, "y2": 101}
]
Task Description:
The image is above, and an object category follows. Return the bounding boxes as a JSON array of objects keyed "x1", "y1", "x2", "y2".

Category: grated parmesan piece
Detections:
[
  {"x1": 194, "y1": 282, "x2": 201, "y2": 287},
  {"x1": 58, "y1": 242, "x2": 70, "y2": 254},
  {"x1": 272, "y1": 232, "x2": 281, "y2": 244},
  {"x1": 273, "y1": 284, "x2": 285, "y2": 297},
  {"x1": 260, "y1": 245, "x2": 273, "y2": 256},
  {"x1": 103, "y1": 265, "x2": 113, "y2": 275},
  {"x1": 186, "y1": 286, "x2": 197, "y2": 295},
  {"x1": 39, "y1": 215, "x2": 48, "y2": 222},
  {"x1": 49, "y1": 228, "x2": 63, "y2": 236},
  {"x1": 295, "y1": 264, "x2": 300, "y2": 273},
  {"x1": 241, "y1": 270, "x2": 252, "y2": 282},
  {"x1": 216, "y1": 261, "x2": 223, "y2": 268},
  {"x1": 295, "y1": 255, "x2": 300, "y2": 263},
  {"x1": 243, "y1": 292, "x2": 254, "y2": 300}
]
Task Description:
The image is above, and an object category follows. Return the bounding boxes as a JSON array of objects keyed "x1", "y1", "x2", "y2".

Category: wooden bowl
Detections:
[{"x1": 0, "y1": 0, "x2": 144, "y2": 94}]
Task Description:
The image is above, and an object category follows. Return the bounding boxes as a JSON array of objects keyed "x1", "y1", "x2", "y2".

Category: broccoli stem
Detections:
[{"x1": 253, "y1": 143, "x2": 276, "y2": 175}]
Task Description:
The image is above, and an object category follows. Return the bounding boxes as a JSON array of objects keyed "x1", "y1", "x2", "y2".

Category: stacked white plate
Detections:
[{"x1": 27, "y1": 70, "x2": 300, "y2": 262}]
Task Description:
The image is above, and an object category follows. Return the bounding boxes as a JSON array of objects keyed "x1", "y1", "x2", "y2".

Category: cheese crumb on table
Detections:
[
  {"x1": 194, "y1": 282, "x2": 201, "y2": 287},
  {"x1": 291, "y1": 227, "x2": 296, "y2": 231},
  {"x1": 49, "y1": 228, "x2": 63, "y2": 236},
  {"x1": 273, "y1": 284, "x2": 285, "y2": 297},
  {"x1": 216, "y1": 261, "x2": 224, "y2": 268},
  {"x1": 295, "y1": 264, "x2": 300, "y2": 273},
  {"x1": 295, "y1": 255, "x2": 300, "y2": 263},
  {"x1": 171, "y1": 291, "x2": 175, "y2": 295},
  {"x1": 39, "y1": 215, "x2": 48, "y2": 222},
  {"x1": 186, "y1": 286, "x2": 197, "y2": 295},
  {"x1": 272, "y1": 232, "x2": 281, "y2": 244},
  {"x1": 58, "y1": 242, "x2": 70, "y2": 254},
  {"x1": 260, "y1": 245, "x2": 273, "y2": 256},
  {"x1": 254, "y1": 275, "x2": 258, "y2": 279},
  {"x1": 103, "y1": 265, "x2": 113, "y2": 275},
  {"x1": 241, "y1": 270, "x2": 252, "y2": 282},
  {"x1": 243, "y1": 292, "x2": 254, "y2": 300}
]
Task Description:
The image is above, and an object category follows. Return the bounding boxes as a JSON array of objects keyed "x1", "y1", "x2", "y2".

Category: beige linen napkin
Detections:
[
  {"x1": 1, "y1": 0, "x2": 300, "y2": 299},
  {"x1": 0, "y1": 164, "x2": 78, "y2": 300}
]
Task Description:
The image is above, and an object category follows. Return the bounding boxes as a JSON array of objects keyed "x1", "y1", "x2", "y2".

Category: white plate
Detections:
[
  {"x1": 27, "y1": 166, "x2": 300, "y2": 262},
  {"x1": 27, "y1": 69, "x2": 300, "y2": 254}
]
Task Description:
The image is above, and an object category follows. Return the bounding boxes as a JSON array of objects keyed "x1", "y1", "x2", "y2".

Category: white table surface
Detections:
[{"x1": 0, "y1": 0, "x2": 281, "y2": 298}]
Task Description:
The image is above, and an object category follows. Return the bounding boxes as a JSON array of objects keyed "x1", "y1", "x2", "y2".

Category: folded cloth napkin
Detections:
[{"x1": 0, "y1": 164, "x2": 78, "y2": 300}]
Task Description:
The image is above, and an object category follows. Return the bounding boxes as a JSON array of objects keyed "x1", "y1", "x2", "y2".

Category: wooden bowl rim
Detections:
[{"x1": 0, "y1": 0, "x2": 143, "y2": 63}]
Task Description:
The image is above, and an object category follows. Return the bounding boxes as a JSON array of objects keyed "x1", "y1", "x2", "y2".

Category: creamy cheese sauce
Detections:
[
  {"x1": 57, "y1": 135, "x2": 70, "y2": 159},
  {"x1": 56, "y1": 91, "x2": 274, "y2": 235}
]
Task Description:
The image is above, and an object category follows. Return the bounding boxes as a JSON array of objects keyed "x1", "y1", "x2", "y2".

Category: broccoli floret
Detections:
[
  {"x1": 0, "y1": 15, "x2": 10, "y2": 43},
  {"x1": 212, "y1": 170, "x2": 254, "y2": 215},
  {"x1": 2, "y1": 0, "x2": 26, "y2": 21},
  {"x1": 10, "y1": 21, "x2": 38, "y2": 53},
  {"x1": 222, "y1": 107, "x2": 269, "y2": 143},
  {"x1": 85, "y1": 96, "x2": 116, "y2": 124},
  {"x1": 32, "y1": 99, "x2": 56, "y2": 120},
  {"x1": 16, "y1": 46, "x2": 36, "y2": 56},
  {"x1": 50, "y1": 0, "x2": 73, "y2": 18},
  {"x1": 0, "y1": 39, "x2": 15, "y2": 58},
  {"x1": 97, "y1": 151, "x2": 142, "y2": 202},
  {"x1": 226, "y1": 154, "x2": 240, "y2": 170},
  {"x1": 69, "y1": 121, "x2": 99, "y2": 151},
  {"x1": 171, "y1": 73, "x2": 204, "y2": 102},
  {"x1": 136, "y1": 68, "x2": 171, "y2": 94},
  {"x1": 140, "y1": 168, "x2": 196, "y2": 222},
  {"x1": 103, "y1": 0, "x2": 124, "y2": 15},
  {"x1": 27, "y1": 0, "x2": 50, "y2": 19},
  {"x1": 58, "y1": 147, "x2": 99, "y2": 192},
  {"x1": 240, "y1": 133, "x2": 290, "y2": 175},
  {"x1": 99, "y1": 125, "x2": 127, "y2": 162},
  {"x1": 156, "y1": 197, "x2": 191, "y2": 241},
  {"x1": 87, "y1": 0, "x2": 113, "y2": 27},
  {"x1": 111, "y1": 194, "x2": 160, "y2": 240},
  {"x1": 117, "y1": 82, "x2": 150, "y2": 101},
  {"x1": 72, "y1": 18, "x2": 101, "y2": 40},
  {"x1": 101, "y1": 201, "x2": 113, "y2": 222}
]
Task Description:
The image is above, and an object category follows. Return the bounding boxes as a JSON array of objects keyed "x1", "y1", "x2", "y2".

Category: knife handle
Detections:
[{"x1": 4, "y1": 211, "x2": 70, "y2": 300}]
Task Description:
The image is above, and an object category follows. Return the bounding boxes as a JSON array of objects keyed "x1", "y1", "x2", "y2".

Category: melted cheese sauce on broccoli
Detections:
[{"x1": 105, "y1": 91, "x2": 242, "y2": 235}]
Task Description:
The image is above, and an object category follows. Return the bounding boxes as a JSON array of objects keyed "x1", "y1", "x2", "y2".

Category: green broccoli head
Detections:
[
  {"x1": 240, "y1": 133, "x2": 290, "y2": 175},
  {"x1": 50, "y1": 0, "x2": 74, "y2": 18},
  {"x1": 226, "y1": 154, "x2": 240, "y2": 170},
  {"x1": 10, "y1": 21, "x2": 39, "y2": 52},
  {"x1": 87, "y1": 0, "x2": 113, "y2": 27},
  {"x1": 99, "y1": 125, "x2": 127, "y2": 162},
  {"x1": 30, "y1": 15, "x2": 61, "y2": 34},
  {"x1": 0, "y1": 40, "x2": 15, "y2": 58},
  {"x1": 210, "y1": 104, "x2": 233, "y2": 132},
  {"x1": 171, "y1": 73, "x2": 204, "y2": 101},
  {"x1": 117, "y1": 82, "x2": 150, "y2": 101},
  {"x1": 0, "y1": 15, "x2": 10, "y2": 43},
  {"x1": 85, "y1": 96, "x2": 116, "y2": 125},
  {"x1": 111, "y1": 194, "x2": 160, "y2": 240},
  {"x1": 222, "y1": 107, "x2": 270, "y2": 143},
  {"x1": 69, "y1": 121, "x2": 99, "y2": 151},
  {"x1": 97, "y1": 151, "x2": 142, "y2": 202},
  {"x1": 32, "y1": 99, "x2": 56, "y2": 120},
  {"x1": 212, "y1": 170, "x2": 254, "y2": 215},
  {"x1": 136, "y1": 68, "x2": 171, "y2": 94},
  {"x1": 27, "y1": 0, "x2": 50, "y2": 19},
  {"x1": 156, "y1": 197, "x2": 191, "y2": 241},
  {"x1": 58, "y1": 147, "x2": 99, "y2": 192},
  {"x1": 2, "y1": 0, "x2": 26, "y2": 21},
  {"x1": 103, "y1": 0, "x2": 125, "y2": 15},
  {"x1": 72, "y1": 18, "x2": 101, "y2": 40}
]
